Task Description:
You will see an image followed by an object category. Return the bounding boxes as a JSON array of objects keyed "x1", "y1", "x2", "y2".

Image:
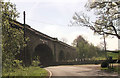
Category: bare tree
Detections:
[{"x1": 71, "y1": 0, "x2": 120, "y2": 39}]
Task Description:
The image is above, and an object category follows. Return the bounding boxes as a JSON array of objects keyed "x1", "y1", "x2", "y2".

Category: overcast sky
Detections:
[{"x1": 6, "y1": 0, "x2": 118, "y2": 50}]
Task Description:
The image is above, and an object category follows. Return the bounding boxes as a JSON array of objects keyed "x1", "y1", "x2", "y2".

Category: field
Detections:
[
  {"x1": 95, "y1": 52, "x2": 119, "y2": 60},
  {"x1": 107, "y1": 52, "x2": 118, "y2": 60}
]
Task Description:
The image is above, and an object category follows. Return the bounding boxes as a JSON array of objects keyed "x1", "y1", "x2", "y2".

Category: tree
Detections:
[
  {"x1": 72, "y1": 36, "x2": 94, "y2": 59},
  {"x1": 1, "y1": 1, "x2": 25, "y2": 71},
  {"x1": 73, "y1": 35, "x2": 103, "y2": 60},
  {"x1": 72, "y1": 35, "x2": 88, "y2": 47},
  {"x1": 71, "y1": 0, "x2": 120, "y2": 39}
]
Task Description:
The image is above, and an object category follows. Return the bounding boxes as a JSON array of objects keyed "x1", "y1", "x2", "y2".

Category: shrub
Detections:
[
  {"x1": 32, "y1": 60, "x2": 40, "y2": 67},
  {"x1": 13, "y1": 60, "x2": 23, "y2": 69},
  {"x1": 101, "y1": 61, "x2": 109, "y2": 68}
]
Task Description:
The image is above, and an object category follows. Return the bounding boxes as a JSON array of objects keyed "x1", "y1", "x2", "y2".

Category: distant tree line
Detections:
[{"x1": 72, "y1": 35, "x2": 104, "y2": 60}]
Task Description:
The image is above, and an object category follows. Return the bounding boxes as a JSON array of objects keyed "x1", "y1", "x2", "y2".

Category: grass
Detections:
[
  {"x1": 101, "y1": 67, "x2": 118, "y2": 73},
  {"x1": 101, "y1": 64, "x2": 119, "y2": 73},
  {"x1": 95, "y1": 57, "x2": 106, "y2": 60},
  {"x1": 2, "y1": 66, "x2": 48, "y2": 78},
  {"x1": 95, "y1": 52, "x2": 119, "y2": 60},
  {"x1": 107, "y1": 52, "x2": 118, "y2": 60}
]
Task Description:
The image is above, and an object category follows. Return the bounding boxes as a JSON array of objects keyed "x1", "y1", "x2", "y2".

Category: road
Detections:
[{"x1": 46, "y1": 64, "x2": 118, "y2": 78}]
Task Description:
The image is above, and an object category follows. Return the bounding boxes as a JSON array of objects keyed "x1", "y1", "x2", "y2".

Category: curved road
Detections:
[{"x1": 46, "y1": 64, "x2": 118, "y2": 78}]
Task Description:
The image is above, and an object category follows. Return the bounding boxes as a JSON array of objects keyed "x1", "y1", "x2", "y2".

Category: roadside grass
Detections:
[
  {"x1": 95, "y1": 52, "x2": 118, "y2": 60},
  {"x1": 101, "y1": 64, "x2": 119, "y2": 73},
  {"x1": 94, "y1": 57, "x2": 106, "y2": 60},
  {"x1": 107, "y1": 52, "x2": 118, "y2": 60},
  {"x1": 2, "y1": 66, "x2": 48, "y2": 78}
]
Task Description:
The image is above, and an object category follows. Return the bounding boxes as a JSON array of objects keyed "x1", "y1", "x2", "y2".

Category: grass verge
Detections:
[
  {"x1": 2, "y1": 66, "x2": 48, "y2": 78},
  {"x1": 101, "y1": 66, "x2": 119, "y2": 73}
]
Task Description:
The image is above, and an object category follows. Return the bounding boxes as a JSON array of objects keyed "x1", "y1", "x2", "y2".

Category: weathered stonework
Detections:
[{"x1": 12, "y1": 20, "x2": 77, "y2": 66}]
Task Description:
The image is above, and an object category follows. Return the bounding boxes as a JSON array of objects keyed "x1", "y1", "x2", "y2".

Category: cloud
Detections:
[
  {"x1": 27, "y1": 19, "x2": 118, "y2": 50},
  {"x1": 9, "y1": 0, "x2": 118, "y2": 50}
]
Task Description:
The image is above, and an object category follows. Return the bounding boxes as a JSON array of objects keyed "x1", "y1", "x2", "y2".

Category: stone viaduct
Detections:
[{"x1": 11, "y1": 20, "x2": 77, "y2": 66}]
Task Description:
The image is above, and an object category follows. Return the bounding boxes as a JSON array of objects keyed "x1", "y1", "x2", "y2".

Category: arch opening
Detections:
[{"x1": 33, "y1": 44, "x2": 53, "y2": 66}]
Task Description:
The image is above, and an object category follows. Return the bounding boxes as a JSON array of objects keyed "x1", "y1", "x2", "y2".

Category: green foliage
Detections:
[
  {"x1": 32, "y1": 56, "x2": 40, "y2": 66},
  {"x1": 2, "y1": 1, "x2": 19, "y2": 20},
  {"x1": 92, "y1": 52, "x2": 118, "y2": 60},
  {"x1": 32, "y1": 61, "x2": 40, "y2": 67},
  {"x1": 13, "y1": 60, "x2": 23, "y2": 69},
  {"x1": 73, "y1": 35, "x2": 103, "y2": 59},
  {"x1": 101, "y1": 61, "x2": 109, "y2": 68},
  {"x1": 2, "y1": 66, "x2": 48, "y2": 77},
  {"x1": 107, "y1": 52, "x2": 118, "y2": 60},
  {"x1": 101, "y1": 64, "x2": 119, "y2": 73},
  {"x1": 2, "y1": 60, "x2": 23, "y2": 73},
  {"x1": 1, "y1": 1, "x2": 25, "y2": 72}
]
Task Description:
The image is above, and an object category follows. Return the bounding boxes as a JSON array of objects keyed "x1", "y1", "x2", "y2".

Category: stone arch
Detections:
[
  {"x1": 33, "y1": 44, "x2": 53, "y2": 66},
  {"x1": 58, "y1": 50, "x2": 65, "y2": 62}
]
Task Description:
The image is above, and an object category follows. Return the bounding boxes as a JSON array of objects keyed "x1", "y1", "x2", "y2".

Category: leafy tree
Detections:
[
  {"x1": 73, "y1": 35, "x2": 102, "y2": 60},
  {"x1": 1, "y1": 1, "x2": 25, "y2": 71},
  {"x1": 72, "y1": 0, "x2": 120, "y2": 39},
  {"x1": 72, "y1": 35, "x2": 88, "y2": 47}
]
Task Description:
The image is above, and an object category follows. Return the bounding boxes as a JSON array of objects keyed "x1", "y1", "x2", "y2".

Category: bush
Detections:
[
  {"x1": 32, "y1": 60, "x2": 40, "y2": 67},
  {"x1": 101, "y1": 61, "x2": 109, "y2": 68},
  {"x1": 13, "y1": 60, "x2": 23, "y2": 69},
  {"x1": 2, "y1": 60, "x2": 23, "y2": 73}
]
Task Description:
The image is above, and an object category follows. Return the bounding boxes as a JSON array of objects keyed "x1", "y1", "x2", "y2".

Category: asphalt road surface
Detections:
[{"x1": 46, "y1": 64, "x2": 118, "y2": 78}]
